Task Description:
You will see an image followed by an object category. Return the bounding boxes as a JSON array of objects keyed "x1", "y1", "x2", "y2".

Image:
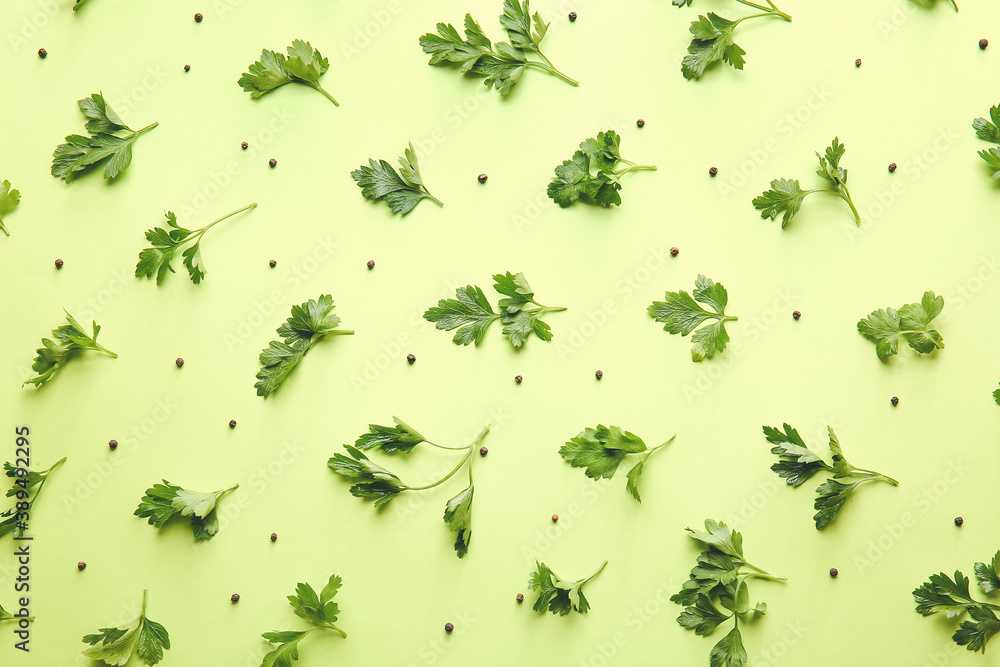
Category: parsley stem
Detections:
[
  {"x1": 18, "y1": 457, "x2": 67, "y2": 534},
  {"x1": 582, "y1": 560, "x2": 609, "y2": 584},
  {"x1": 198, "y1": 202, "x2": 258, "y2": 234},
  {"x1": 405, "y1": 448, "x2": 475, "y2": 492},
  {"x1": 424, "y1": 193, "x2": 445, "y2": 208},
  {"x1": 424, "y1": 441, "x2": 471, "y2": 451},
  {"x1": 310, "y1": 83, "x2": 340, "y2": 107},
  {"x1": 641, "y1": 435, "x2": 677, "y2": 462},
  {"x1": 851, "y1": 469, "x2": 899, "y2": 486},
  {"x1": 133, "y1": 122, "x2": 159, "y2": 139},
  {"x1": 324, "y1": 622, "x2": 348, "y2": 638},
  {"x1": 742, "y1": 562, "x2": 786, "y2": 581},
  {"x1": 734, "y1": 0, "x2": 792, "y2": 21},
  {"x1": 92, "y1": 343, "x2": 118, "y2": 359},
  {"x1": 141, "y1": 589, "x2": 148, "y2": 616},
  {"x1": 525, "y1": 60, "x2": 579, "y2": 87}
]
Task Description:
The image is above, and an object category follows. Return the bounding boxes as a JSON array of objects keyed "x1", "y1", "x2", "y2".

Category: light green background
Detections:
[{"x1": 1, "y1": 0, "x2": 998, "y2": 664}]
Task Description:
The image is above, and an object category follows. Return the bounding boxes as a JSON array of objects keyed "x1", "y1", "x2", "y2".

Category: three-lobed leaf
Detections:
[
  {"x1": 649, "y1": 275, "x2": 735, "y2": 361},
  {"x1": 857, "y1": 291, "x2": 944, "y2": 361},
  {"x1": 0, "y1": 179, "x2": 21, "y2": 236}
]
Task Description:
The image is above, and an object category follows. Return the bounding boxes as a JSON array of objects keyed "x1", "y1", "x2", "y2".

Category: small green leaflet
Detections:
[
  {"x1": 547, "y1": 130, "x2": 657, "y2": 207},
  {"x1": 72, "y1": 0, "x2": 94, "y2": 10},
  {"x1": 260, "y1": 574, "x2": 347, "y2": 667},
  {"x1": 424, "y1": 271, "x2": 565, "y2": 348},
  {"x1": 914, "y1": 558, "x2": 1000, "y2": 654},
  {"x1": 528, "y1": 560, "x2": 607, "y2": 616},
  {"x1": 354, "y1": 417, "x2": 428, "y2": 455},
  {"x1": 764, "y1": 424, "x2": 898, "y2": 530},
  {"x1": 443, "y1": 484, "x2": 474, "y2": 558},
  {"x1": 419, "y1": 0, "x2": 577, "y2": 97},
  {"x1": 857, "y1": 291, "x2": 944, "y2": 361},
  {"x1": 648, "y1": 275, "x2": 737, "y2": 361},
  {"x1": 136, "y1": 203, "x2": 257, "y2": 285},
  {"x1": 52, "y1": 93, "x2": 158, "y2": 183},
  {"x1": 255, "y1": 295, "x2": 354, "y2": 397},
  {"x1": 352, "y1": 143, "x2": 443, "y2": 215},
  {"x1": 0, "y1": 602, "x2": 17, "y2": 622},
  {"x1": 23, "y1": 311, "x2": 117, "y2": 387},
  {"x1": 239, "y1": 39, "x2": 339, "y2": 106},
  {"x1": 0, "y1": 180, "x2": 20, "y2": 236},
  {"x1": 327, "y1": 445, "x2": 406, "y2": 509},
  {"x1": 679, "y1": 1, "x2": 792, "y2": 80},
  {"x1": 673, "y1": 520, "x2": 783, "y2": 667},
  {"x1": 909, "y1": 0, "x2": 958, "y2": 11},
  {"x1": 134, "y1": 480, "x2": 239, "y2": 541},
  {"x1": 559, "y1": 425, "x2": 676, "y2": 502},
  {"x1": 82, "y1": 591, "x2": 170, "y2": 666},
  {"x1": 994, "y1": 384, "x2": 1000, "y2": 405},
  {"x1": 753, "y1": 137, "x2": 861, "y2": 228},
  {"x1": 0, "y1": 457, "x2": 66, "y2": 539},
  {"x1": 973, "y1": 104, "x2": 1000, "y2": 178}
]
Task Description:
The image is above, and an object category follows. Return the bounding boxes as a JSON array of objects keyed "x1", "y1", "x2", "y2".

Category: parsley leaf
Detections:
[
  {"x1": 23, "y1": 311, "x2": 117, "y2": 387},
  {"x1": 424, "y1": 272, "x2": 565, "y2": 348},
  {"x1": 0, "y1": 457, "x2": 66, "y2": 539},
  {"x1": 0, "y1": 180, "x2": 20, "y2": 236},
  {"x1": 52, "y1": 93, "x2": 157, "y2": 183},
  {"x1": 82, "y1": 590, "x2": 170, "y2": 666},
  {"x1": 680, "y1": 1, "x2": 791, "y2": 81},
  {"x1": 352, "y1": 143, "x2": 443, "y2": 215},
  {"x1": 72, "y1": 0, "x2": 94, "y2": 10},
  {"x1": 0, "y1": 602, "x2": 17, "y2": 623},
  {"x1": 648, "y1": 275, "x2": 737, "y2": 361},
  {"x1": 857, "y1": 291, "x2": 944, "y2": 361},
  {"x1": 260, "y1": 574, "x2": 346, "y2": 667},
  {"x1": 136, "y1": 203, "x2": 256, "y2": 285},
  {"x1": 134, "y1": 480, "x2": 239, "y2": 541},
  {"x1": 528, "y1": 560, "x2": 607, "y2": 616},
  {"x1": 976, "y1": 552, "x2": 1000, "y2": 594},
  {"x1": 673, "y1": 520, "x2": 783, "y2": 667},
  {"x1": 419, "y1": 0, "x2": 577, "y2": 97},
  {"x1": 914, "y1": 561, "x2": 1000, "y2": 654},
  {"x1": 909, "y1": 0, "x2": 959, "y2": 11},
  {"x1": 559, "y1": 425, "x2": 675, "y2": 502},
  {"x1": 329, "y1": 423, "x2": 490, "y2": 557},
  {"x1": 547, "y1": 130, "x2": 656, "y2": 207},
  {"x1": 973, "y1": 104, "x2": 1000, "y2": 178},
  {"x1": 753, "y1": 137, "x2": 861, "y2": 227},
  {"x1": 255, "y1": 295, "x2": 354, "y2": 397},
  {"x1": 239, "y1": 39, "x2": 338, "y2": 106},
  {"x1": 764, "y1": 424, "x2": 898, "y2": 530}
]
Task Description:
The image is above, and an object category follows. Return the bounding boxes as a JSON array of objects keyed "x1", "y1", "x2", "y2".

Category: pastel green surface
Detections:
[{"x1": 1, "y1": 0, "x2": 999, "y2": 664}]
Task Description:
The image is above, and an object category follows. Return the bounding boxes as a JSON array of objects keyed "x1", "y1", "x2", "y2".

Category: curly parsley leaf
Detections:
[
  {"x1": 857, "y1": 291, "x2": 944, "y2": 361},
  {"x1": 548, "y1": 130, "x2": 656, "y2": 207},
  {"x1": 255, "y1": 295, "x2": 354, "y2": 397},
  {"x1": 52, "y1": 93, "x2": 157, "y2": 183},
  {"x1": 24, "y1": 311, "x2": 117, "y2": 387},
  {"x1": 559, "y1": 426, "x2": 675, "y2": 502},
  {"x1": 915, "y1": 565, "x2": 1000, "y2": 654},
  {"x1": 648, "y1": 275, "x2": 737, "y2": 361},
  {"x1": 419, "y1": 0, "x2": 577, "y2": 96},
  {"x1": 0, "y1": 457, "x2": 66, "y2": 539},
  {"x1": 528, "y1": 560, "x2": 607, "y2": 616},
  {"x1": 239, "y1": 39, "x2": 338, "y2": 106},
  {"x1": 260, "y1": 575, "x2": 347, "y2": 667},
  {"x1": 0, "y1": 180, "x2": 20, "y2": 236},
  {"x1": 134, "y1": 480, "x2": 239, "y2": 541},
  {"x1": 136, "y1": 203, "x2": 256, "y2": 285},
  {"x1": 680, "y1": 3, "x2": 790, "y2": 81},
  {"x1": 424, "y1": 272, "x2": 565, "y2": 348},
  {"x1": 352, "y1": 143, "x2": 443, "y2": 215},
  {"x1": 82, "y1": 590, "x2": 169, "y2": 666}
]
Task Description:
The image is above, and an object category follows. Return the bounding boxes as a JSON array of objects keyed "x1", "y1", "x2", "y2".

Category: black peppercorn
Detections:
[
  {"x1": 670, "y1": 247, "x2": 679, "y2": 257},
  {"x1": 38, "y1": 48, "x2": 47, "y2": 58},
  {"x1": 955, "y1": 517, "x2": 964, "y2": 526},
  {"x1": 480, "y1": 447, "x2": 488, "y2": 456},
  {"x1": 231, "y1": 594, "x2": 240, "y2": 603},
  {"x1": 268, "y1": 158, "x2": 277, "y2": 168},
  {"x1": 891, "y1": 396, "x2": 899, "y2": 406},
  {"x1": 793, "y1": 311, "x2": 801, "y2": 320},
  {"x1": 551, "y1": 514, "x2": 558, "y2": 522},
  {"x1": 184, "y1": 64, "x2": 190, "y2": 72},
  {"x1": 636, "y1": 119, "x2": 645, "y2": 128},
  {"x1": 568, "y1": 11, "x2": 577, "y2": 21},
  {"x1": 241, "y1": 141, "x2": 248, "y2": 150},
  {"x1": 367, "y1": 260, "x2": 375, "y2": 269},
  {"x1": 980, "y1": 38, "x2": 989, "y2": 50},
  {"x1": 269, "y1": 259, "x2": 276, "y2": 268},
  {"x1": 229, "y1": 419, "x2": 237, "y2": 429},
  {"x1": 888, "y1": 162, "x2": 897, "y2": 173},
  {"x1": 108, "y1": 439, "x2": 118, "y2": 450},
  {"x1": 55, "y1": 259, "x2": 64, "y2": 269},
  {"x1": 175, "y1": 357, "x2": 184, "y2": 367},
  {"x1": 709, "y1": 167, "x2": 718, "y2": 177},
  {"x1": 855, "y1": 58, "x2": 862, "y2": 67},
  {"x1": 194, "y1": 12, "x2": 203, "y2": 22},
  {"x1": 595, "y1": 370, "x2": 603, "y2": 380},
  {"x1": 270, "y1": 532, "x2": 278, "y2": 542},
  {"x1": 515, "y1": 375, "x2": 522, "y2": 384},
  {"x1": 516, "y1": 593, "x2": 524, "y2": 603},
  {"x1": 445, "y1": 623, "x2": 454, "y2": 633},
  {"x1": 78, "y1": 561, "x2": 86, "y2": 571},
  {"x1": 830, "y1": 568, "x2": 838, "y2": 578},
  {"x1": 478, "y1": 173, "x2": 488, "y2": 183},
  {"x1": 407, "y1": 354, "x2": 416, "y2": 364}
]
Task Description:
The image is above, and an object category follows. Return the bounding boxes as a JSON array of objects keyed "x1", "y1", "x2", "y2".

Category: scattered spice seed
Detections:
[
  {"x1": 891, "y1": 396, "x2": 899, "y2": 406},
  {"x1": 270, "y1": 532, "x2": 278, "y2": 542},
  {"x1": 78, "y1": 561, "x2": 86, "y2": 571},
  {"x1": 229, "y1": 419, "x2": 237, "y2": 429},
  {"x1": 478, "y1": 173, "x2": 488, "y2": 183},
  {"x1": 269, "y1": 259, "x2": 276, "y2": 268},
  {"x1": 231, "y1": 594, "x2": 240, "y2": 603},
  {"x1": 670, "y1": 247, "x2": 679, "y2": 257},
  {"x1": 268, "y1": 158, "x2": 277, "y2": 168},
  {"x1": 444, "y1": 623, "x2": 454, "y2": 633},
  {"x1": 636, "y1": 119, "x2": 645, "y2": 128},
  {"x1": 516, "y1": 593, "x2": 524, "y2": 603},
  {"x1": 175, "y1": 357, "x2": 184, "y2": 368},
  {"x1": 480, "y1": 446, "x2": 488, "y2": 456},
  {"x1": 595, "y1": 370, "x2": 603, "y2": 380},
  {"x1": 855, "y1": 58, "x2": 862, "y2": 67},
  {"x1": 108, "y1": 439, "x2": 118, "y2": 450},
  {"x1": 515, "y1": 375, "x2": 523, "y2": 384},
  {"x1": 184, "y1": 65, "x2": 190, "y2": 72},
  {"x1": 194, "y1": 12, "x2": 203, "y2": 22},
  {"x1": 888, "y1": 162, "x2": 897, "y2": 173},
  {"x1": 568, "y1": 11, "x2": 577, "y2": 21},
  {"x1": 241, "y1": 141, "x2": 248, "y2": 150},
  {"x1": 980, "y1": 38, "x2": 989, "y2": 50},
  {"x1": 407, "y1": 353, "x2": 416, "y2": 364},
  {"x1": 367, "y1": 260, "x2": 375, "y2": 269},
  {"x1": 955, "y1": 517, "x2": 964, "y2": 526},
  {"x1": 38, "y1": 48, "x2": 47, "y2": 58},
  {"x1": 708, "y1": 167, "x2": 718, "y2": 177},
  {"x1": 55, "y1": 259, "x2": 64, "y2": 269},
  {"x1": 551, "y1": 514, "x2": 559, "y2": 523},
  {"x1": 793, "y1": 310, "x2": 801, "y2": 320},
  {"x1": 830, "y1": 568, "x2": 838, "y2": 578}
]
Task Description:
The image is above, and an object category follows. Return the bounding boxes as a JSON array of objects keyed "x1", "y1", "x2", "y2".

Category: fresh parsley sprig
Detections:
[
  {"x1": 753, "y1": 137, "x2": 861, "y2": 228},
  {"x1": 52, "y1": 93, "x2": 157, "y2": 183},
  {"x1": 0, "y1": 180, "x2": 20, "y2": 236},
  {"x1": 24, "y1": 311, "x2": 117, "y2": 387},
  {"x1": 857, "y1": 291, "x2": 944, "y2": 361},
  {"x1": 419, "y1": 0, "x2": 577, "y2": 97},
  {"x1": 0, "y1": 457, "x2": 66, "y2": 539},
  {"x1": 256, "y1": 295, "x2": 354, "y2": 397},
  {"x1": 136, "y1": 203, "x2": 257, "y2": 285},
  {"x1": 673, "y1": 520, "x2": 784, "y2": 667},
  {"x1": 648, "y1": 275, "x2": 736, "y2": 361},
  {"x1": 239, "y1": 39, "x2": 338, "y2": 106},
  {"x1": 352, "y1": 143, "x2": 442, "y2": 215},
  {"x1": 528, "y1": 560, "x2": 607, "y2": 616},
  {"x1": 548, "y1": 130, "x2": 656, "y2": 207},
  {"x1": 424, "y1": 272, "x2": 566, "y2": 348},
  {"x1": 972, "y1": 105, "x2": 1000, "y2": 179},
  {"x1": 82, "y1": 591, "x2": 169, "y2": 666},
  {"x1": 674, "y1": 1, "x2": 792, "y2": 80},
  {"x1": 560, "y1": 426, "x2": 675, "y2": 502},
  {"x1": 329, "y1": 420, "x2": 490, "y2": 558},
  {"x1": 134, "y1": 480, "x2": 239, "y2": 541},
  {"x1": 259, "y1": 574, "x2": 347, "y2": 667},
  {"x1": 764, "y1": 424, "x2": 898, "y2": 530},
  {"x1": 914, "y1": 554, "x2": 1000, "y2": 654}
]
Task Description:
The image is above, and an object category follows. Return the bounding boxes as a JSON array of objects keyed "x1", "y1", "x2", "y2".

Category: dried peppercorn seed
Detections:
[
  {"x1": 269, "y1": 259, "x2": 276, "y2": 268},
  {"x1": 551, "y1": 514, "x2": 559, "y2": 522},
  {"x1": 636, "y1": 119, "x2": 645, "y2": 128},
  {"x1": 38, "y1": 48, "x2": 47, "y2": 58},
  {"x1": 444, "y1": 623, "x2": 454, "y2": 633},
  {"x1": 194, "y1": 12, "x2": 203, "y2": 22},
  {"x1": 407, "y1": 354, "x2": 416, "y2": 364},
  {"x1": 670, "y1": 247, "x2": 679, "y2": 257},
  {"x1": 108, "y1": 439, "x2": 118, "y2": 450},
  {"x1": 478, "y1": 173, "x2": 488, "y2": 183},
  {"x1": 231, "y1": 594, "x2": 240, "y2": 603},
  {"x1": 891, "y1": 396, "x2": 899, "y2": 406},
  {"x1": 480, "y1": 447, "x2": 488, "y2": 456},
  {"x1": 270, "y1": 532, "x2": 278, "y2": 542},
  {"x1": 515, "y1": 375, "x2": 522, "y2": 384},
  {"x1": 830, "y1": 568, "x2": 838, "y2": 578},
  {"x1": 55, "y1": 259, "x2": 64, "y2": 269},
  {"x1": 367, "y1": 260, "x2": 375, "y2": 269},
  {"x1": 516, "y1": 593, "x2": 524, "y2": 603},
  {"x1": 568, "y1": 11, "x2": 577, "y2": 21},
  {"x1": 595, "y1": 370, "x2": 603, "y2": 380},
  {"x1": 709, "y1": 167, "x2": 718, "y2": 177},
  {"x1": 888, "y1": 163, "x2": 897, "y2": 173},
  {"x1": 793, "y1": 311, "x2": 801, "y2": 320},
  {"x1": 78, "y1": 561, "x2": 86, "y2": 571},
  {"x1": 241, "y1": 141, "x2": 248, "y2": 150},
  {"x1": 268, "y1": 158, "x2": 277, "y2": 168},
  {"x1": 980, "y1": 38, "x2": 989, "y2": 50},
  {"x1": 175, "y1": 357, "x2": 184, "y2": 367},
  {"x1": 955, "y1": 517, "x2": 964, "y2": 526},
  {"x1": 855, "y1": 58, "x2": 862, "y2": 67},
  {"x1": 184, "y1": 65, "x2": 190, "y2": 72},
  {"x1": 229, "y1": 419, "x2": 237, "y2": 429}
]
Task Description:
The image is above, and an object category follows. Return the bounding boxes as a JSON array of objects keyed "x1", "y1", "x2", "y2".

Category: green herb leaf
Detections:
[
  {"x1": 681, "y1": 13, "x2": 745, "y2": 81},
  {"x1": 528, "y1": 560, "x2": 607, "y2": 616},
  {"x1": 710, "y1": 626, "x2": 748, "y2": 667},
  {"x1": 354, "y1": 417, "x2": 428, "y2": 454},
  {"x1": 0, "y1": 180, "x2": 21, "y2": 236},
  {"x1": 260, "y1": 575, "x2": 346, "y2": 667},
  {"x1": 975, "y1": 552, "x2": 1000, "y2": 594},
  {"x1": 443, "y1": 484, "x2": 474, "y2": 558},
  {"x1": 857, "y1": 291, "x2": 944, "y2": 361},
  {"x1": 649, "y1": 275, "x2": 735, "y2": 361},
  {"x1": 134, "y1": 480, "x2": 238, "y2": 541},
  {"x1": 762, "y1": 424, "x2": 830, "y2": 487},
  {"x1": 82, "y1": 591, "x2": 169, "y2": 666},
  {"x1": 239, "y1": 40, "x2": 338, "y2": 106},
  {"x1": 23, "y1": 311, "x2": 117, "y2": 387},
  {"x1": 352, "y1": 143, "x2": 442, "y2": 215},
  {"x1": 0, "y1": 458, "x2": 66, "y2": 539},
  {"x1": 547, "y1": 131, "x2": 655, "y2": 208},
  {"x1": 559, "y1": 426, "x2": 674, "y2": 502}
]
